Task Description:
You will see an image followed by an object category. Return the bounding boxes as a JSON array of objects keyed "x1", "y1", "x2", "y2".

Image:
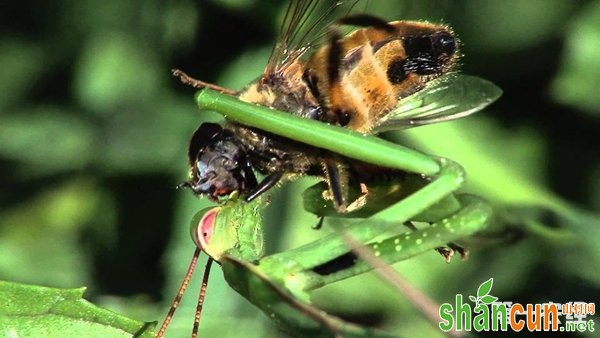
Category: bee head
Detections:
[{"x1": 183, "y1": 123, "x2": 256, "y2": 201}]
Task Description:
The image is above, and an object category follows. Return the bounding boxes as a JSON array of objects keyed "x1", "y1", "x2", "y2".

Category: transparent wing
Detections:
[
  {"x1": 372, "y1": 74, "x2": 503, "y2": 133},
  {"x1": 264, "y1": 0, "x2": 361, "y2": 76}
]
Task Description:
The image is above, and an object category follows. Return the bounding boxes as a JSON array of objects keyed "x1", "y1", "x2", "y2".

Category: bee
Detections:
[{"x1": 176, "y1": 0, "x2": 499, "y2": 213}]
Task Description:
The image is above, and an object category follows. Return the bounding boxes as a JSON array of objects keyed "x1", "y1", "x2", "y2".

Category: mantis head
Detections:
[
  {"x1": 190, "y1": 206, "x2": 235, "y2": 261},
  {"x1": 189, "y1": 198, "x2": 265, "y2": 262}
]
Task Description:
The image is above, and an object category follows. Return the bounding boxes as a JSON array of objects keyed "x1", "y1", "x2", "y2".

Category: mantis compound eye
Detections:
[
  {"x1": 191, "y1": 207, "x2": 218, "y2": 251},
  {"x1": 190, "y1": 206, "x2": 237, "y2": 261}
]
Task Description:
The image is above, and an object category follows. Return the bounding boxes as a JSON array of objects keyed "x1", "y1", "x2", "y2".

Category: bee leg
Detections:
[
  {"x1": 324, "y1": 159, "x2": 373, "y2": 214},
  {"x1": 312, "y1": 216, "x2": 325, "y2": 230},
  {"x1": 447, "y1": 242, "x2": 469, "y2": 261},
  {"x1": 404, "y1": 222, "x2": 468, "y2": 262},
  {"x1": 241, "y1": 159, "x2": 258, "y2": 190},
  {"x1": 434, "y1": 243, "x2": 468, "y2": 263},
  {"x1": 324, "y1": 160, "x2": 371, "y2": 214},
  {"x1": 345, "y1": 182, "x2": 370, "y2": 213},
  {"x1": 171, "y1": 69, "x2": 237, "y2": 95},
  {"x1": 244, "y1": 172, "x2": 283, "y2": 203},
  {"x1": 323, "y1": 160, "x2": 348, "y2": 213}
]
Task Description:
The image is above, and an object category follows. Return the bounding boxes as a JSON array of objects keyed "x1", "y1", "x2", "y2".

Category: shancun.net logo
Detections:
[{"x1": 439, "y1": 278, "x2": 596, "y2": 333}]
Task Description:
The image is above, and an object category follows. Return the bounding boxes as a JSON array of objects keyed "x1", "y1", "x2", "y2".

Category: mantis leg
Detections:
[
  {"x1": 218, "y1": 158, "x2": 491, "y2": 336},
  {"x1": 189, "y1": 88, "x2": 496, "y2": 336}
]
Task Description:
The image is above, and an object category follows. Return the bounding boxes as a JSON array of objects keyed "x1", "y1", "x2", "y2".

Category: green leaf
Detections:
[
  {"x1": 480, "y1": 295, "x2": 498, "y2": 304},
  {"x1": 0, "y1": 280, "x2": 155, "y2": 338},
  {"x1": 469, "y1": 295, "x2": 477, "y2": 302},
  {"x1": 477, "y1": 278, "x2": 494, "y2": 298}
]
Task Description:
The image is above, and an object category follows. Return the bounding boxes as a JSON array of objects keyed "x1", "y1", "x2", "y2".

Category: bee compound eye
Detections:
[
  {"x1": 188, "y1": 123, "x2": 224, "y2": 165},
  {"x1": 197, "y1": 160, "x2": 209, "y2": 176}
]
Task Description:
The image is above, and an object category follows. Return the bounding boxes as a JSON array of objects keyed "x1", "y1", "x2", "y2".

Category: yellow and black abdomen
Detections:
[{"x1": 305, "y1": 21, "x2": 458, "y2": 133}]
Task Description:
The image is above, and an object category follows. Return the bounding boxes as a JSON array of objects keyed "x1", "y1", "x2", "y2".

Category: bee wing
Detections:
[
  {"x1": 372, "y1": 74, "x2": 502, "y2": 133},
  {"x1": 264, "y1": 0, "x2": 360, "y2": 76}
]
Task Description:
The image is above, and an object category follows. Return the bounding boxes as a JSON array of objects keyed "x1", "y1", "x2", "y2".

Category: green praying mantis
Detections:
[{"x1": 157, "y1": 74, "x2": 502, "y2": 337}]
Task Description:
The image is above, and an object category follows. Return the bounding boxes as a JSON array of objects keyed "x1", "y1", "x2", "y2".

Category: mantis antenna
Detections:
[{"x1": 156, "y1": 248, "x2": 214, "y2": 338}]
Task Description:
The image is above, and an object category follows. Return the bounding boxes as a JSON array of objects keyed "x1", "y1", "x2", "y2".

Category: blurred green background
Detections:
[{"x1": 1, "y1": 0, "x2": 598, "y2": 337}]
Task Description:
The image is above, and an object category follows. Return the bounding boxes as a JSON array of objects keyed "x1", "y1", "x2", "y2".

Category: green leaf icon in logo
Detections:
[
  {"x1": 477, "y1": 278, "x2": 494, "y2": 298},
  {"x1": 470, "y1": 278, "x2": 498, "y2": 309},
  {"x1": 480, "y1": 295, "x2": 498, "y2": 304}
]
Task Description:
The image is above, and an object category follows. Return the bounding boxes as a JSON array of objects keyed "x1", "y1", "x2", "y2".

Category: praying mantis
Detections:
[{"x1": 157, "y1": 74, "x2": 502, "y2": 337}]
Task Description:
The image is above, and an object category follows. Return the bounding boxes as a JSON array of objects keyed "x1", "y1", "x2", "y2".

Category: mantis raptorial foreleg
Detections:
[{"x1": 191, "y1": 157, "x2": 490, "y2": 337}]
